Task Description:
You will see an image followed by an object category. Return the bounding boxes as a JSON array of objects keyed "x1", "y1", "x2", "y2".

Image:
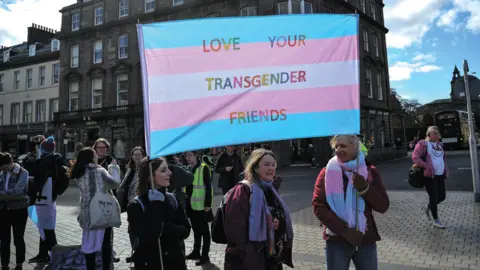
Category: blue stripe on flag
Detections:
[
  {"x1": 28, "y1": 205, "x2": 38, "y2": 225},
  {"x1": 140, "y1": 14, "x2": 359, "y2": 49},
  {"x1": 148, "y1": 109, "x2": 360, "y2": 158}
]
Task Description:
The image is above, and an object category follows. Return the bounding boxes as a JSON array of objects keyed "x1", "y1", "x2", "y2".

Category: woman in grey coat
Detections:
[{"x1": 70, "y1": 148, "x2": 121, "y2": 270}]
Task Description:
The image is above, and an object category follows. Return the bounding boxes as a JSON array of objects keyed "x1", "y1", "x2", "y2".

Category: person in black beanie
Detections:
[
  {"x1": 92, "y1": 138, "x2": 120, "y2": 263},
  {"x1": 29, "y1": 136, "x2": 69, "y2": 264}
]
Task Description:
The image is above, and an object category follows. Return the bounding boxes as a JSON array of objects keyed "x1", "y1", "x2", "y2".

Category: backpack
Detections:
[
  {"x1": 211, "y1": 180, "x2": 252, "y2": 244},
  {"x1": 28, "y1": 163, "x2": 70, "y2": 206}
]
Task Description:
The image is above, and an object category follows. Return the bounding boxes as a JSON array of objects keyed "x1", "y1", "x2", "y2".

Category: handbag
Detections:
[
  {"x1": 408, "y1": 142, "x2": 427, "y2": 189},
  {"x1": 50, "y1": 245, "x2": 102, "y2": 270},
  {"x1": 88, "y1": 168, "x2": 121, "y2": 229}
]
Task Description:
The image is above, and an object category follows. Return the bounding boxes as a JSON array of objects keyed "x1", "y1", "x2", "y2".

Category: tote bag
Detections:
[{"x1": 89, "y1": 168, "x2": 121, "y2": 229}]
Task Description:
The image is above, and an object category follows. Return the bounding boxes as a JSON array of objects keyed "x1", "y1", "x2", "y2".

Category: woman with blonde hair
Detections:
[
  {"x1": 223, "y1": 148, "x2": 294, "y2": 270},
  {"x1": 312, "y1": 135, "x2": 389, "y2": 270},
  {"x1": 412, "y1": 126, "x2": 449, "y2": 228}
]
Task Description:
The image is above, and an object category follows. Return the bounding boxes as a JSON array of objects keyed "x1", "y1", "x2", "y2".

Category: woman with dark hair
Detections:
[
  {"x1": 70, "y1": 148, "x2": 121, "y2": 270},
  {"x1": 127, "y1": 157, "x2": 190, "y2": 270},
  {"x1": 116, "y1": 146, "x2": 145, "y2": 262}
]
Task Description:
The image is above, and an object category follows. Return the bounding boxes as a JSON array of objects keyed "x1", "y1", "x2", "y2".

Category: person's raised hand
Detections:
[{"x1": 352, "y1": 172, "x2": 368, "y2": 192}]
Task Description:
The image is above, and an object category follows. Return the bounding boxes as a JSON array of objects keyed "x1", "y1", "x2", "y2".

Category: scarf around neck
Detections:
[
  {"x1": 248, "y1": 178, "x2": 293, "y2": 256},
  {"x1": 325, "y1": 151, "x2": 368, "y2": 235}
]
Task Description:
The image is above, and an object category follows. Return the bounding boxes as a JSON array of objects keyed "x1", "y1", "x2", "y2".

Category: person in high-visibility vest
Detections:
[{"x1": 184, "y1": 151, "x2": 214, "y2": 266}]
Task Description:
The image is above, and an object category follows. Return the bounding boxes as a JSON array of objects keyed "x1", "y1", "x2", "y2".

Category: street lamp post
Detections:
[
  {"x1": 462, "y1": 60, "x2": 480, "y2": 202},
  {"x1": 402, "y1": 114, "x2": 407, "y2": 149}
]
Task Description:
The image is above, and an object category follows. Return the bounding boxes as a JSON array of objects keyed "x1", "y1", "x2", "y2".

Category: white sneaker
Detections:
[
  {"x1": 422, "y1": 205, "x2": 432, "y2": 221},
  {"x1": 433, "y1": 219, "x2": 446, "y2": 229}
]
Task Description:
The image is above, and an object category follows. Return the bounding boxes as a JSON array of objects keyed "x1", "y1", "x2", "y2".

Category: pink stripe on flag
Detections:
[
  {"x1": 149, "y1": 84, "x2": 359, "y2": 131},
  {"x1": 145, "y1": 35, "x2": 358, "y2": 76}
]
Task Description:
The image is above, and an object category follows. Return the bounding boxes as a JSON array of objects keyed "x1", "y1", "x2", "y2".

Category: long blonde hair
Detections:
[{"x1": 243, "y1": 148, "x2": 276, "y2": 183}]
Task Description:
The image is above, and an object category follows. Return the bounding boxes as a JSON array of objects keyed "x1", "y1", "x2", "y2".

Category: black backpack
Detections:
[
  {"x1": 28, "y1": 163, "x2": 70, "y2": 206},
  {"x1": 211, "y1": 181, "x2": 252, "y2": 244}
]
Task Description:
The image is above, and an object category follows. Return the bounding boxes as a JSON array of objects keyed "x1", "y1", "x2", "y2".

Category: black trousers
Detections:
[
  {"x1": 84, "y1": 227, "x2": 113, "y2": 270},
  {"x1": 425, "y1": 175, "x2": 446, "y2": 220},
  {"x1": 0, "y1": 208, "x2": 28, "y2": 267},
  {"x1": 190, "y1": 216, "x2": 211, "y2": 258},
  {"x1": 38, "y1": 229, "x2": 57, "y2": 257}
]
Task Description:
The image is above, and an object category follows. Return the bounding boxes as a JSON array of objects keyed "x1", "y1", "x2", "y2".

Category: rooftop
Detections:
[{"x1": 0, "y1": 23, "x2": 59, "y2": 70}]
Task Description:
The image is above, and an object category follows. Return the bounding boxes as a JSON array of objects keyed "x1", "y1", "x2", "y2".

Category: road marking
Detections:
[{"x1": 458, "y1": 167, "x2": 472, "y2": 170}]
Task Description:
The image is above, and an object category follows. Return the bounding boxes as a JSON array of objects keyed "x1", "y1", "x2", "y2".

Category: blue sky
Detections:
[
  {"x1": 385, "y1": 0, "x2": 480, "y2": 104},
  {"x1": 1, "y1": 0, "x2": 480, "y2": 104}
]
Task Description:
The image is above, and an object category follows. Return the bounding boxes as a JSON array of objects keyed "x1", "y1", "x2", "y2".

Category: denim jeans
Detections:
[{"x1": 325, "y1": 240, "x2": 378, "y2": 270}]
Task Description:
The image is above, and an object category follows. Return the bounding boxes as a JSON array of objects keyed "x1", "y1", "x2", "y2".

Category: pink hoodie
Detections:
[{"x1": 412, "y1": 139, "x2": 449, "y2": 179}]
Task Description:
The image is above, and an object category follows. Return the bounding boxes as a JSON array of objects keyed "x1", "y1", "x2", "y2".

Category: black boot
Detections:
[
  {"x1": 195, "y1": 256, "x2": 210, "y2": 266},
  {"x1": 28, "y1": 238, "x2": 49, "y2": 264},
  {"x1": 185, "y1": 251, "x2": 201, "y2": 261}
]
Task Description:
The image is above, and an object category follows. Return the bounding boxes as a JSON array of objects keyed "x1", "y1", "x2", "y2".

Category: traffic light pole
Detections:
[{"x1": 463, "y1": 60, "x2": 480, "y2": 202}]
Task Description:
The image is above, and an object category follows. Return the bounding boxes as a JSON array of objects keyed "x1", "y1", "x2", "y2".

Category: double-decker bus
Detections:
[{"x1": 435, "y1": 109, "x2": 474, "y2": 149}]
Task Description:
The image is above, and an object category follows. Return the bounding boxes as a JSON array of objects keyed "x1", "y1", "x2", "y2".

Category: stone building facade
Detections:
[
  {"x1": 0, "y1": 24, "x2": 60, "y2": 158},
  {"x1": 55, "y1": 0, "x2": 392, "y2": 165}
]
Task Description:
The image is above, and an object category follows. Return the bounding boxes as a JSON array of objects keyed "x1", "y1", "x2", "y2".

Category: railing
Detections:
[
  {"x1": 53, "y1": 104, "x2": 143, "y2": 123},
  {"x1": 0, "y1": 122, "x2": 53, "y2": 133}
]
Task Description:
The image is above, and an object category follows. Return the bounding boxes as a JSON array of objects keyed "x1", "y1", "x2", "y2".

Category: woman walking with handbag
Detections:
[
  {"x1": 127, "y1": 157, "x2": 191, "y2": 270},
  {"x1": 70, "y1": 148, "x2": 121, "y2": 270},
  {"x1": 412, "y1": 126, "x2": 449, "y2": 229}
]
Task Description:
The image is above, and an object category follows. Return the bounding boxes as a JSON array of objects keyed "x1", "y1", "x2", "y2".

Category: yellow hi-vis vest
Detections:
[{"x1": 190, "y1": 163, "x2": 213, "y2": 211}]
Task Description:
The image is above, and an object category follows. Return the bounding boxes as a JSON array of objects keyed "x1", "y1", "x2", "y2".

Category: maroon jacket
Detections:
[
  {"x1": 224, "y1": 181, "x2": 293, "y2": 270},
  {"x1": 312, "y1": 166, "x2": 389, "y2": 244}
]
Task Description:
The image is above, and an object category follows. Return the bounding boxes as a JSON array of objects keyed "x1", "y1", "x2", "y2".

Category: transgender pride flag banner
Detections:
[{"x1": 137, "y1": 14, "x2": 360, "y2": 158}]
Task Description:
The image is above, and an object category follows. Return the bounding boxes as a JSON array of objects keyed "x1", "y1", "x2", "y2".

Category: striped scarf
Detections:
[{"x1": 325, "y1": 151, "x2": 368, "y2": 235}]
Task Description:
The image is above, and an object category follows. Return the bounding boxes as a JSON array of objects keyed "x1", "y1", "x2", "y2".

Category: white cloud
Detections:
[
  {"x1": 436, "y1": 0, "x2": 480, "y2": 34},
  {"x1": 384, "y1": 0, "x2": 449, "y2": 49},
  {"x1": 416, "y1": 65, "x2": 442, "y2": 72},
  {"x1": 436, "y1": 8, "x2": 460, "y2": 31},
  {"x1": 389, "y1": 61, "x2": 442, "y2": 81},
  {"x1": 0, "y1": 0, "x2": 76, "y2": 46},
  {"x1": 412, "y1": 53, "x2": 437, "y2": 62}
]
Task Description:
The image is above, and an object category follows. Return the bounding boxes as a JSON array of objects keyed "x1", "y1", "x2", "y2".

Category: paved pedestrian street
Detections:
[{"x1": 8, "y1": 154, "x2": 480, "y2": 270}]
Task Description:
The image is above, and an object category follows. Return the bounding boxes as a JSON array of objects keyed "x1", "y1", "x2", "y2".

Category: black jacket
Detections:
[
  {"x1": 30, "y1": 153, "x2": 66, "y2": 203},
  {"x1": 127, "y1": 191, "x2": 191, "y2": 270},
  {"x1": 214, "y1": 152, "x2": 244, "y2": 189},
  {"x1": 98, "y1": 155, "x2": 114, "y2": 170}
]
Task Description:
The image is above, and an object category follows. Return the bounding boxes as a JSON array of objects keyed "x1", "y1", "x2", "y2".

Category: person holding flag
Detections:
[{"x1": 312, "y1": 135, "x2": 389, "y2": 270}]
